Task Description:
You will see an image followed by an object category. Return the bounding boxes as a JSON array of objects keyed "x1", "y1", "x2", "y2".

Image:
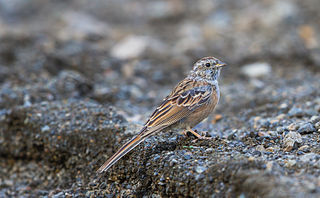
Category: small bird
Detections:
[{"x1": 97, "y1": 56, "x2": 227, "y2": 173}]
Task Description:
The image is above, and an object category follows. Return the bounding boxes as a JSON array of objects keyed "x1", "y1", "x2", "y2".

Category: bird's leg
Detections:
[{"x1": 183, "y1": 126, "x2": 212, "y2": 140}]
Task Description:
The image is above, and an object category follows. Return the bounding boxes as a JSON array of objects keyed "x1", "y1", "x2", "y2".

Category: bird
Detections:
[{"x1": 97, "y1": 56, "x2": 227, "y2": 173}]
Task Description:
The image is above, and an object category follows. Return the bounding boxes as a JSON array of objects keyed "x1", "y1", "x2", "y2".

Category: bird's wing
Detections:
[{"x1": 140, "y1": 78, "x2": 212, "y2": 137}]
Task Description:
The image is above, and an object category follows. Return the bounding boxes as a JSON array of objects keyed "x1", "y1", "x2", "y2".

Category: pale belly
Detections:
[
  {"x1": 186, "y1": 97, "x2": 218, "y2": 128},
  {"x1": 169, "y1": 91, "x2": 219, "y2": 131}
]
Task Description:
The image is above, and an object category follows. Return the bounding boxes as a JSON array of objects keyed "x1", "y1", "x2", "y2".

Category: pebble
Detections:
[
  {"x1": 303, "y1": 180, "x2": 317, "y2": 192},
  {"x1": 183, "y1": 153, "x2": 192, "y2": 160},
  {"x1": 267, "y1": 131, "x2": 278, "y2": 137},
  {"x1": 248, "y1": 156, "x2": 255, "y2": 161},
  {"x1": 276, "y1": 126, "x2": 288, "y2": 134},
  {"x1": 310, "y1": 116, "x2": 320, "y2": 124},
  {"x1": 52, "y1": 192, "x2": 65, "y2": 198},
  {"x1": 205, "y1": 148, "x2": 214, "y2": 153},
  {"x1": 41, "y1": 125, "x2": 50, "y2": 133},
  {"x1": 195, "y1": 166, "x2": 207, "y2": 174},
  {"x1": 266, "y1": 147, "x2": 274, "y2": 152},
  {"x1": 241, "y1": 62, "x2": 271, "y2": 78},
  {"x1": 315, "y1": 122, "x2": 320, "y2": 130},
  {"x1": 288, "y1": 107, "x2": 317, "y2": 117},
  {"x1": 59, "y1": 11, "x2": 110, "y2": 40},
  {"x1": 298, "y1": 145, "x2": 310, "y2": 152},
  {"x1": 297, "y1": 123, "x2": 316, "y2": 134},
  {"x1": 110, "y1": 36, "x2": 165, "y2": 59},
  {"x1": 285, "y1": 159, "x2": 296, "y2": 167},
  {"x1": 110, "y1": 36, "x2": 150, "y2": 59},
  {"x1": 300, "y1": 153, "x2": 317, "y2": 163},
  {"x1": 258, "y1": 131, "x2": 269, "y2": 137},
  {"x1": 283, "y1": 131, "x2": 302, "y2": 152},
  {"x1": 288, "y1": 107, "x2": 304, "y2": 117},
  {"x1": 287, "y1": 123, "x2": 298, "y2": 131},
  {"x1": 266, "y1": 161, "x2": 274, "y2": 171},
  {"x1": 256, "y1": 145, "x2": 266, "y2": 152},
  {"x1": 276, "y1": 114, "x2": 286, "y2": 120},
  {"x1": 279, "y1": 103, "x2": 288, "y2": 110}
]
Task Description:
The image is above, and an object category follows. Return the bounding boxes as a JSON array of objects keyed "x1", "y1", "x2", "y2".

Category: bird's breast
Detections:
[{"x1": 185, "y1": 87, "x2": 219, "y2": 128}]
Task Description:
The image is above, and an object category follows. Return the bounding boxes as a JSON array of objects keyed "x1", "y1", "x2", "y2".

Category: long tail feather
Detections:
[{"x1": 96, "y1": 134, "x2": 145, "y2": 173}]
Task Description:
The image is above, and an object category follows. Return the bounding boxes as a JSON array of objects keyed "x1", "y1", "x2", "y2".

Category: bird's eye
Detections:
[{"x1": 205, "y1": 63, "x2": 211, "y2": 67}]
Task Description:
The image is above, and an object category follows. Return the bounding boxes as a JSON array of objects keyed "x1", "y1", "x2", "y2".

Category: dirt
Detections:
[{"x1": 0, "y1": 0, "x2": 319, "y2": 197}]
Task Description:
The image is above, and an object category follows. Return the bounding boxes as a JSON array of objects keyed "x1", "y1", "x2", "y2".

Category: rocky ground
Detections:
[{"x1": 0, "y1": 0, "x2": 319, "y2": 197}]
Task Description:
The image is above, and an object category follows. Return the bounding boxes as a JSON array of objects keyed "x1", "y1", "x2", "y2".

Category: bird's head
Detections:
[{"x1": 189, "y1": 56, "x2": 227, "y2": 82}]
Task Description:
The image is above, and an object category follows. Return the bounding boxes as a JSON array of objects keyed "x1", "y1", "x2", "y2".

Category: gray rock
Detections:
[
  {"x1": 58, "y1": 11, "x2": 110, "y2": 40},
  {"x1": 315, "y1": 122, "x2": 320, "y2": 130},
  {"x1": 110, "y1": 36, "x2": 167, "y2": 59},
  {"x1": 52, "y1": 191, "x2": 65, "y2": 198},
  {"x1": 41, "y1": 125, "x2": 50, "y2": 132},
  {"x1": 241, "y1": 62, "x2": 271, "y2": 78},
  {"x1": 300, "y1": 153, "x2": 317, "y2": 163},
  {"x1": 297, "y1": 123, "x2": 316, "y2": 134},
  {"x1": 288, "y1": 107, "x2": 304, "y2": 117},
  {"x1": 283, "y1": 131, "x2": 302, "y2": 152},
  {"x1": 310, "y1": 116, "x2": 320, "y2": 124},
  {"x1": 287, "y1": 107, "x2": 316, "y2": 117},
  {"x1": 195, "y1": 166, "x2": 207, "y2": 174}
]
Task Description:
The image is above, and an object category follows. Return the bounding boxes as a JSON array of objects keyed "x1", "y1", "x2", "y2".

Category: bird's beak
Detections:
[{"x1": 216, "y1": 60, "x2": 227, "y2": 68}]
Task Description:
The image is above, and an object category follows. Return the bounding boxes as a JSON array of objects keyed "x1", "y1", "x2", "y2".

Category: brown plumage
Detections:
[{"x1": 97, "y1": 56, "x2": 226, "y2": 173}]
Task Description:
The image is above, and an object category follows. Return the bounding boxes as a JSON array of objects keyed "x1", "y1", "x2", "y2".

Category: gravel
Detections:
[{"x1": 0, "y1": 0, "x2": 320, "y2": 197}]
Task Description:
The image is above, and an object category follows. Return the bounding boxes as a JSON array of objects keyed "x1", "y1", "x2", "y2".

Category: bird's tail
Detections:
[{"x1": 96, "y1": 133, "x2": 146, "y2": 173}]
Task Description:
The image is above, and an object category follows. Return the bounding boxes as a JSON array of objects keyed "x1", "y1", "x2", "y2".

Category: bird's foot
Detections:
[{"x1": 183, "y1": 128, "x2": 212, "y2": 140}]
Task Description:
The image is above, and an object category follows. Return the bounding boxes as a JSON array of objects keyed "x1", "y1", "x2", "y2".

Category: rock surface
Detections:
[{"x1": 0, "y1": 0, "x2": 320, "y2": 197}]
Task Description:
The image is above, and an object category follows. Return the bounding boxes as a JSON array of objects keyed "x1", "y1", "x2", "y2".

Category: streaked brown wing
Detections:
[{"x1": 141, "y1": 79, "x2": 212, "y2": 135}]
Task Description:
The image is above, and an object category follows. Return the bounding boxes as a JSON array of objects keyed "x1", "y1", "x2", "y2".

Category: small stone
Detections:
[
  {"x1": 58, "y1": 11, "x2": 110, "y2": 40},
  {"x1": 310, "y1": 116, "x2": 320, "y2": 124},
  {"x1": 99, "y1": 182, "x2": 107, "y2": 189},
  {"x1": 254, "y1": 116, "x2": 262, "y2": 122},
  {"x1": 287, "y1": 123, "x2": 298, "y2": 131},
  {"x1": 110, "y1": 36, "x2": 166, "y2": 59},
  {"x1": 241, "y1": 62, "x2": 271, "y2": 78},
  {"x1": 285, "y1": 159, "x2": 296, "y2": 167},
  {"x1": 211, "y1": 114, "x2": 223, "y2": 124},
  {"x1": 288, "y1": 107, "x2": 317, "y2": 117},
  {"x1": 41, "y1": 125, "x2": 50, "y2": 132},
  {"x1": 53, "y1": 192, "x2": 65, "y2": 198},
  {"x1": 195, "y1": 166, "x2": 207, "y2": 174},
  {"x1": 300, "y1": 153, "x2": 317, "y2": 163},
  {"x1": 205, "y1": 148, "x2": 214, "y2": 153},
  {"x1": 288, "y1": 107, "x2": 304, "y2": 117},
  {"x1": 183, "y1": 153, "x2": 192, "y2": 160},
  {"x1": 256, "y1": 145, "x2": 266, "y2": 152},
  {"x1": 315, "y1": 122, "x2": 320, "y2": 130},
  {"x1": 298, "y1": 25, "x2": 318, "y2": 49},
  {"x1": 267, "y1": 131, "x2": 278, "y2": 137},
  {"x1": 276, "y1": 114, "x2": 286, "y2": 120},
  {"x1": 3, "y1": 179, "x2": 13, "y2": 186},
  {"x1": 111, "y1": 36, "x2": 148, "y2": 59},
  {"x1": 279, "y1": 103, "x2": 288, "y2": 109},
  {"x1": 276, "y1": 126, "x2": 287, "y2": 134},
  {"x1": 266, "y1": 161, "x2": 274, "y2": 171},
  {"x1": 258, "y1": 131, "x2": 269, "y2": 137},
  {"x1": 283, "y1": 131, "x2": 302, "y2": 152},
  {"x1": 303, "y1": 180, "x2": 317, "y2": 192},
  {"x1": 248, "y1": 156, "x2": 255, "y2": 162},
  {"x1": 266, "y1": 147, "x2": 274, "y2": 152},
  {"x1": 297, "y1": 123, "x2": 316, "y2": 134},
  {"x1": 298, "y1": 145, "x2": 309, "y2": 152}
]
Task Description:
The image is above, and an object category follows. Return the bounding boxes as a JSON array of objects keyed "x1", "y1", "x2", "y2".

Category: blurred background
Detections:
[
  {"x1": 0, "y1": 0, "x2": 320, "y2": 197},
  {"x1": 0, "y1": 0, "x2": 319, "y2": 116}
]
